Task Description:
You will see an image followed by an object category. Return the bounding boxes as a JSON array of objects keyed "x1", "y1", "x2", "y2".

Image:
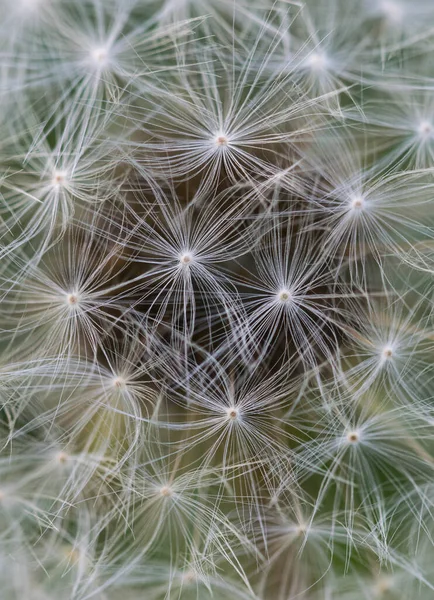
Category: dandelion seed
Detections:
[
  {"x1": 375, "y1": 576, "x2": 394, "y2": 595},
  {"x1": 227, "y1": 407, "x2": 239, "y2": 421},
  {"x1": 214, "y1": 133, "x2": 230, "y2": 147},
  {"x1": 344, "y1": 89, "x2": 434, "y2": 170},
  {"x1": 381, "y1": 345, "x2": 394, "y2": 360},
  {"x1": 181, "y1": 569, "x2": 197, "y2": 585},
  {"x1": 90, "y1": 46, "x2": 110, "y2": 66},
  {"x1": 64, "y1": 547, "x2": 82, "y2": 566},
  {"x1": 52, "y1": 169, "x2": 68, "y2": 187},
  {"x1": 339, "y1": 296, "x2": 433, "y2": 404},
  {"x1": 277, "y1": 289, "x2": 293, "y2": 303},
  {"x1": 233, "y1": 214, "x2": 340, "y2": 367},
  {"x1": 179, "y1": 252, "x2": 194, "y2": 266},
  {"x1": 112, "y1": 375, "x2": 127, "y2": 389},
  {"x1": 159, "y1": 485, "x2": 173, "y2": 498},
  {"x1": 350, "y1": 195, "x2": 366, "y2": 211},
  {"x1": 125, "y1": 25, "x2": 334, "y2": 196},
  {"x1": 66, "y1": 292, "x2": 80, "y2": 306},
  {"x1": 56, "y1": 451, "x2": 69, "y2": 464},
  {"x1": 346, "y1": 430, "x2": 361, "y2": 444},
  {"x1": 418, "y1": 120, "x2": 433, "y2": 139},
  {"x1": 105, "y1": 182, "x2": 252, "y2": 343},
  {"x1": 295, "y1": 523, "x2": 307, "y2": 536},
  {"x1": 306, "y1": 133, "x2": 434, "y2": 273},
  {"x1": 307, "y1": 52, "x2": 329, "y2": 72}
]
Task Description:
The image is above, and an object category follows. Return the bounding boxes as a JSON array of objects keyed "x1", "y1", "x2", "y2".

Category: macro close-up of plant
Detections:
[{"x1": 2, "y1": 0, "x2": 434, "y2": 598}]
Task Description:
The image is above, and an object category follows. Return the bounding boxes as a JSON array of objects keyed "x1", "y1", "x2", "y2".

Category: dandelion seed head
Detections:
[{"x1": 1, "y1": 3, "x2": 431, "y2": 595}]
